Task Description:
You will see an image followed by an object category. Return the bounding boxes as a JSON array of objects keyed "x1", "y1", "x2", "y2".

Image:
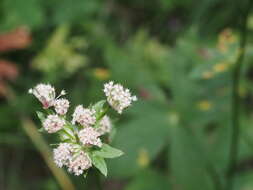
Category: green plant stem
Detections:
[
  {"x1": 94, "y1": 104, "x2": 109, "y2": 128},
  {"x1": 225, "y1": 2, "x2": 252, "y2": 190},
  {"x1": 22, "y1": 118, "x2": 75, "y2": 190}
]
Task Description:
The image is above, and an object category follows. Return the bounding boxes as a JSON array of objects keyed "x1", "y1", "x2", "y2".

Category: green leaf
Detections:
[
  {"x1": 92, "y1": 100, "x2": 106, "y2": 112},
  {"x1": 92, "y1": 100, "x2": 107, "y2": 120},
  {"x1": 36, "y1": 111, "x2": 46, "y2": 122},
  {"x1": 91, "y1": 154, "x2": 107, "y2": 176},
  {"x1": 93, "y1": 144, "x2": 124, "y2": 159},
  {"x1": 92, "y1": 100, "x2": 109, "y2": 125}
]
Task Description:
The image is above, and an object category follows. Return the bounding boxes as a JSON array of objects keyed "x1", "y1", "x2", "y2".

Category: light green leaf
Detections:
[
  {"x1": 93, "y1": 144, "x2": 124, "y2": 159},
  {"x1": 91, "y1": 154, "x2": 107, "y2": 176},
  {"x1": 36, "y1": 111, "x2": 46, "y2": 122},
  {"x1": 92, "y1": 100, "x2": 108, "y2": 124},
  {"x1": 92, "y1": 100, "x2": 106, "y2": 113}
]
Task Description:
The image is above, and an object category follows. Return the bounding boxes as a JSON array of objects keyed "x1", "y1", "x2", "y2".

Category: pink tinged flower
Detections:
[
  {"x1": 78, "y1": 127, "x2": 102, "y2": 147},
  {"x1": 28, "y1": 83, "x2": 56, "y2": 109},
  {"x1": 103, "y1": 81, "x2": 137, "y2": 114},
  {"x1": 96, "y1": 115, "x2": 112, "y2": 135},
  {"x1": 53, "y1": 143, "x2": 73, "y2": 168},
  {"x1": 67, "y1": 151, "x2": 92, "y2": 176},
  {"x1": 43, "y1": 114, "x2": 65, "y2": 133},
  {"x1": 54, "y1": 98, "x2": 70, "y2": 115},
  {"x1": 72, "y1": 105, "x2": 96, "y2": 127}
]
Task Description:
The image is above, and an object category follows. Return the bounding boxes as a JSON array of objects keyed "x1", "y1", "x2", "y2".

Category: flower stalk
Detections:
[{"x1": 226, "y1": 1, "x2": 253, "y2": 189}]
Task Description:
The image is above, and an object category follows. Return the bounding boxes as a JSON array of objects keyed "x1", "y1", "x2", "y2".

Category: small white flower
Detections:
[
  {"x1": 54, "y1": 98, "x2": 70, "y2": 115},
  {"x1": 68, "y1": 151, "x2": 92, "y2": 176},
  {"x1": 60, "y1": 90, "x2": 66, "y2": 96},
  {"x1": 96, "y1": 115, "x2": 112, "y2": 135},
  {"x1": 103, "y1": 81, "x2": 137, "y2": 114},
  {"x1": 78, "y1": 127, "x2": 102, "y2": 147},
  {"x1": 29, "y1": 83, "x2": 56, "y2": 109},
  {"x1": 43, "y1": 114, "x2": 65, "y2": 133},
  {"x1": 72, "y1": 105, "x2": 96, "y2": 127},
  {"x1": 53, "y1": 143, "x2": 73, "y2": 168}
]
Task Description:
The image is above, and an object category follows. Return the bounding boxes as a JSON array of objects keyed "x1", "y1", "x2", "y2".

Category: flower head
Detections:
[
  {"x1": 53, "y1": 143, "x2": 73, "y2": 168},
  {"x1": 54, "y1": 98, "x2": 70, "y2": 115},
  {"x1": 103, "y1": 81, "x2": 137, "y2": 114},
  {"x1": 43, "y1": 114, "x2": 65, "y2": 133},
  {"x1": 96, "y1": 115, "x2": 112, "y2": 135},
  {"x1": 29, "y1": 83, "x2": 56, "y2": 108},
  {"x1": 68, "y1": 151, "x2": 92, "y2": 176},
  {"x1": 78, "y1": 127, "x2": 102, "y2": 147},
  {"x1": 72, "y1": 105, "x2": 96, "y2": 127}
]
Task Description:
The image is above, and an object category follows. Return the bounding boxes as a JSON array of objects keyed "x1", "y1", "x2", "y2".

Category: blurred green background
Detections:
[{"x1": 1, "y1": 0, "x2": 253, "y2": 189}]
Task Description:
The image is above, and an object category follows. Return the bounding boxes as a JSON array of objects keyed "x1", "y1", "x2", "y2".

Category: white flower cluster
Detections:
[
  {"x1": 54, "y1": 98, "x2": 69, "y2": 115},
  {"x1": 29, "y1": 84, "x2": 56, "y2": 109},
  {"x1": 104, "y1": 81, "x2": 137, "y2": 113},
  {"x1": 68, "y1": 151, "x2": 92, "y2": 176},
  {"x1": 43, "y1": 114, "x2": 65, "y2": 133},
  {"x1": 72, "y1": 105, "x2": 96, "y2": 127},
  {"x1": 78, "y1": 127, "x2": 102, "y2": 147},
  {"x1": 29, "y1": 83, "x2": 69, "y2": 112},
  {"x1": 29, "y1": 81, "x2": 136, "y2": 177},
  {"x1": 53, "y1": 143, "x2": 73, "y2": 167},
  {"x1": 53, "y1": 143, "x2": 92, "y2": 175}
]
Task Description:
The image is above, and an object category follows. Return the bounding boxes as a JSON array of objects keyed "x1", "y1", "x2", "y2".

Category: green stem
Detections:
[
  {"x1": 94, "y1": 105, "x2": 109, "y2": 128},
  {"x1": 225, "y1": 2, "x2": 252, "y2": 189},
  {"x1": 61, "y1": 127, "x2": 76, "y2": 141}
]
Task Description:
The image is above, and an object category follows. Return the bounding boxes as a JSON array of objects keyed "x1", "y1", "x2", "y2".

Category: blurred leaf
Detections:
[
  {"x1": 32, "y1": 25, "x2": 88, "y2": 81},
  {"x1": 105, "y1": 30, "x2": 171, "y2": 88},
  {"x1": 169, "y1": 125, "x2": 214, "y2": 190},
  {"x1": 124, "y1": 169, "x2": 171, "y2": 190},
  {"x1": 52, "y1": 0, "x2": 100, "y2": 24},
  {"x1": 0, "y1": 27, "x2": 31, "y2": 52},
  {"x1": 1, "y1": 0, "x2": 44, "y2": 30},
  {"x1": 233, "y1": 171, "x2": 253, "y2": 190},
  {"x1": 108, "y1": 100, "x2": 169, "y2": 177},
  {"x1": 0, "y1": 60, "x2": 18, "y2": 80}
]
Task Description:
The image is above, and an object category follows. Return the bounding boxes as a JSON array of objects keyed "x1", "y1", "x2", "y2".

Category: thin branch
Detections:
[
  {"x1": 21, "y1": 118, "x2": 76, "y2": 190},
  {"x1": 225, "y1": 1, "x2": 253, "y2": 189}
]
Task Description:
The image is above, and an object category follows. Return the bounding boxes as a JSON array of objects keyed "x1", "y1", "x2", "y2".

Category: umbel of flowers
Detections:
[{"x1": 29, "y1": 81, "x2": 137, "y2": 177}]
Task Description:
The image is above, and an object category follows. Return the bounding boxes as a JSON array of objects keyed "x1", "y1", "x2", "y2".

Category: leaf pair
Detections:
[{"x1": 91, "y1": 144, "x2": 124, "y2": 176}]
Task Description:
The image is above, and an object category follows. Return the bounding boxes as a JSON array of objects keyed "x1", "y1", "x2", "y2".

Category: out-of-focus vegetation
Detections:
[{"x1": 1, "y1": 0, "x2": 253, "y2": 189}]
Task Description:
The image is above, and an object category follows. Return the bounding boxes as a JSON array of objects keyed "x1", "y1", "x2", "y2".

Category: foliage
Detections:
[{"x1": 1, "y1": 0, "x2": 253, "y2": 189}]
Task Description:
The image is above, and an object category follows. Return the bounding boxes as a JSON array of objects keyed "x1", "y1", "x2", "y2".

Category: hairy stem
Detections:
[{"x1": 225, "y1": 2, "x2": 252, "y2": 189}]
